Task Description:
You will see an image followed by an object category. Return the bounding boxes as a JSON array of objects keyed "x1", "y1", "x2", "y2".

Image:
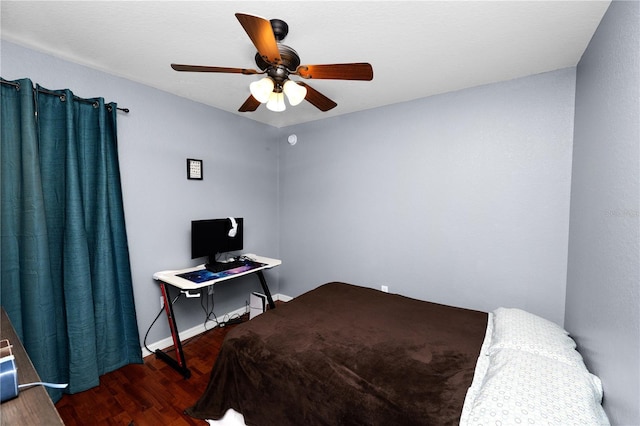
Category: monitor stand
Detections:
[{"x1": 205, "y1": 253, "x2": 232, "y2": 273}]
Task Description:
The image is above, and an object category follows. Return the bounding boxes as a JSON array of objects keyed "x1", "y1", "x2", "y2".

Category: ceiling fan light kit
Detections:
[
  {"x1": 250, "y1": 77, "x2": 307, "y2": 109},
  {"x1": 171, "y1": 13, "x2": 373, "y2": 113}
]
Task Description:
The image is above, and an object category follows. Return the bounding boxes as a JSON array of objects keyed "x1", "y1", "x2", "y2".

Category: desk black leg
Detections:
[
  {"x1": 156, "y1": 281, "x2": 191, "y2": 378},
  {"x1": 256, "y1": 271, "x2": 276, "y2": 310}
]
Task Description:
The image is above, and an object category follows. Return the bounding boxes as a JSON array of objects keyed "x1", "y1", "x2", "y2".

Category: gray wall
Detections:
[
  {"x1": 279, "y1": 69, "x2": 577, "y2": 326},
  {"x1": 1, "y1": 40, "x2": 281, "y2": 344},
  {"x1": 566, "y1": 1, "x2": 640, "y2": 424}
]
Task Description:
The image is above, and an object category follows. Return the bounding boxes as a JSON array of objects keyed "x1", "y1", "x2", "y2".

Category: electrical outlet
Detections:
[
  {"x1": 160, "y1": 296, "x2": 164, "y2": 310},
  {"x1": 381, "y1": 285, "x2": 389, "y2": 293}
]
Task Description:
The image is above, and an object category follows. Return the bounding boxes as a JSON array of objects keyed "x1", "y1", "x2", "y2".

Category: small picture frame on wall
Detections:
[{"x1": 187, "y1": 158, "x2": 203, "y2": 180}]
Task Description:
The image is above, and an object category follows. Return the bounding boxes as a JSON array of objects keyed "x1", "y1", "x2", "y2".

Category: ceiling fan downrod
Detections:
[{"x1": 269, "y1": 19, "x2": 289, "y2": 42}]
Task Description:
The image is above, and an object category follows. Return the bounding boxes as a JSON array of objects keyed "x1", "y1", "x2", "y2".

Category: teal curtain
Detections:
[{"x1": 1, "y1": 78, "x2": 142, "y2": 402}]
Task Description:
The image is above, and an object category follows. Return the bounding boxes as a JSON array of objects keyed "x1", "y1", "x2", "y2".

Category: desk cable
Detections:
[{"x1": 143, "y1": 293, "x2": 182, "y2": 354}]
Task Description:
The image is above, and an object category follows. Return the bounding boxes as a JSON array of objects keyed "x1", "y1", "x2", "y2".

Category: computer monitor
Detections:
[{"x1": 191, "y1": 218, "x2": 243, "y2": 270}]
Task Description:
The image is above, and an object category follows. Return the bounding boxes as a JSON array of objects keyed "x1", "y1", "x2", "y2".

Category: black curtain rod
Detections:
[{"x1": 1, "y1": 79, "x2": 129, "y2": 113}]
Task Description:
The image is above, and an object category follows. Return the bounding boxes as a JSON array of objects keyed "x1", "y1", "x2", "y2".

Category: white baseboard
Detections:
[
  {"x1": 278, "y1": 293, "x2": 293, "y2": 302},
  {"x1": 142, "y1": 293, "x2": 291, "y2": 358}
]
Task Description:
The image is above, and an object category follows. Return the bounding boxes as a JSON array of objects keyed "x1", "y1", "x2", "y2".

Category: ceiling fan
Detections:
[{"x1": 171, "y1": 13, "x2": 373, "y2": 113}]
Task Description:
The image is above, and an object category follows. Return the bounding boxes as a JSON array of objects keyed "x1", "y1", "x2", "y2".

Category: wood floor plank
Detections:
[{"x1": 56, "y1": 315, "x2": 244, "y2": 425}]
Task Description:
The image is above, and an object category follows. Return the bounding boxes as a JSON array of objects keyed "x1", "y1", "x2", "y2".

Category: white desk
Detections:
[
  {"x1": 153, "y1": 255, "x2": 281, "y2": 377},
  {"x1": 154, "y1": 255, "x2": 281, "y2": 289}
]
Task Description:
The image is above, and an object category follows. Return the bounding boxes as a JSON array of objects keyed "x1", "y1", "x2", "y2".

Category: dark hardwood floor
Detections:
[{"x1": 55, "y1": 316, "x2": 245, "y2": 426}]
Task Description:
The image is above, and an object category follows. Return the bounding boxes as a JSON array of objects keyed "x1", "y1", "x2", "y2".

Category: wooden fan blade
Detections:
[
  {"x1": 171, "y1": 64, "x2": 260, "y2": 75},
  {"x1": 238, "y1": 95, "x2": 261, "y2": 112},
  {"x1": 295, "y1": 63, "x2": 373, "y2": 80},
  {"x1": 299, "y1": 82, "x2": 337, "y2": 111},
  {"x1": 235, "y1": 13, "x2": 282, "y2": 65}
]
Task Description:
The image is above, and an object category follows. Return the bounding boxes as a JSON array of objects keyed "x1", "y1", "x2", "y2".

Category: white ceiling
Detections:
[{"x1": 1, "y1": 1, "x2": 611, "y2": 128}]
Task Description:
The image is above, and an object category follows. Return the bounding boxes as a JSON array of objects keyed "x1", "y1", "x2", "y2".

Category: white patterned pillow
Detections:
[
  {"x1": 466, "y1": 349, "x2": 609, "y2": 425},
  {"x1": 490, "y1": 307, "x2": 585, "y2": 367}
]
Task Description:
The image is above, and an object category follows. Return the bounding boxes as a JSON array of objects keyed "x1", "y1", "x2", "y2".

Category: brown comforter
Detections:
[{"x1": 186, "y1": 282, "x2": 487, "y2": 425}]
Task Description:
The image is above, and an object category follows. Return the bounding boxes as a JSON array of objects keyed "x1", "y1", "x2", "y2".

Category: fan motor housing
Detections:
[
  {"x1": 261, "y1": 19, "x2": 297, "y2": 90},
  {"x1": 254, "y1": 44, "x2": 301, "y2": 73}
]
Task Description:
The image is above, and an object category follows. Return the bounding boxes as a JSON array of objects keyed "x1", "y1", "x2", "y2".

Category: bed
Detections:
[{"x1": 186, "y1": 282, "x2": 609, "y2": 425}]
